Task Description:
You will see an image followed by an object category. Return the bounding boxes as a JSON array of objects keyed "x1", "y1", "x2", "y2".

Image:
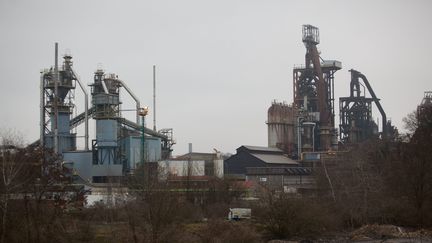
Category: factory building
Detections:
[
  {"x1": 224, "y1": 146, "x2": 314, "y2": 194},
  {"x1": 159, "y1": 152, "x2": 224, "y2": 179},
  {"x1": 246, "y1": 167, "x2": 314, "y2": 194},
  {"x1": 224, "y1": 146, "x2": 299, "y2": 178},
  {"x1": 39, "y1": 43, "x2": 175, "y2": 184}
]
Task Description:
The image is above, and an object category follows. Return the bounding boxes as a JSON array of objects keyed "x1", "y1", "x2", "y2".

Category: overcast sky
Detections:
[{"x1": 1, "y1": 0, "x2": 431, "y2": 155}]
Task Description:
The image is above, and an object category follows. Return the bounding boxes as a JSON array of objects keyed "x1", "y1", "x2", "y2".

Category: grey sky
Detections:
[{"x1": 0, "y1": 0, "x2": 431, "y2": 155}]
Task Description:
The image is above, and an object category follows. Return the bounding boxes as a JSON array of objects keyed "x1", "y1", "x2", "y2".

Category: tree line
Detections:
[{"x1": 0, "y1": 105, "x2": 431, "y2": 242}]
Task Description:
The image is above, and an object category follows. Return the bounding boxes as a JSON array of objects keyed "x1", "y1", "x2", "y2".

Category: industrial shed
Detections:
[
  {"x1": 246, "y1": 167, "x2": 314, "y2": 193},
  {"x1": 224, "y1": 145, "x2": 299, "y2": 177}
]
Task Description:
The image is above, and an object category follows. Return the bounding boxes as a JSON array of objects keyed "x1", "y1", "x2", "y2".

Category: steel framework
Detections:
[
  {"x1": 417, "y1": 91, "x2": 432, "y2": 126},
  {"x1": 41, "y1": 44, "x2": 76, "y2": 154},
  {"x1": 339, "y1": 69, "x2": 386, "y2": 143},
  {"x1": 40, "y1": 43, "x2": 89, "y2": 153},
  {"x1": 293, "y1": 25, "x2": 341, "y2": 152}
]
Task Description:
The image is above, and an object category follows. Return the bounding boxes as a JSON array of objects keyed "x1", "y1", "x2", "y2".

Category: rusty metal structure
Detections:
[
  {"x1": 267, "y1": 101, "x2": 295, "y2": 155},
  {"x1": 293, "y1": 25, "x2": 341, "y2": 154},
  {"x1": 339, "y1": 69, "x2": 386, "y2": 143},
  {"x1": 266, "y1": 24, "x2": 395, "y2": 157}
]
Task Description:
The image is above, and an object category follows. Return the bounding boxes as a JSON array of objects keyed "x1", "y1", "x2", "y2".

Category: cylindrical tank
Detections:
[{"x1": 267, "y1": 101, "x2": 295, "y2": 155}]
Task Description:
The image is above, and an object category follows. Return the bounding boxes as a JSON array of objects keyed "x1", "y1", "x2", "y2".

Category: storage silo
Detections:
[{"x1": 267, "y1": 101, "x2": 295, "y2": 156}]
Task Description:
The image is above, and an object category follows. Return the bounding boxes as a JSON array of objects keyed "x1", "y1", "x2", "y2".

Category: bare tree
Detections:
[
  {"x1": 126, "y1": 164, "x2": 181, "y2": 243},
  {"x1": 389, "y1": 105, "x2": 432, "y2": 226},
  {"x1": 255, "y1": 191, "x2": 332, "y2": 239},
  {"x1": 315, "y1": 139, "x2": 390, "y2": 227},
  {"x1": 314, "y1": 105, "x2": 432, "y2": 228},
  {"x1": 0, "y1": 130, "x2": 28, "y2": 243},
  {"x1": 0, "y1": 129, "x2": 89, "y2": 243},
  {"x1": 402, "y1": 110, "x2": 418, "y2": 135}
]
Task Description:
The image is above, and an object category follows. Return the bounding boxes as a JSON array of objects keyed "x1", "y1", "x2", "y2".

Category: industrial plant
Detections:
[
  {"x1": 35, "y1": 25, "x2": 398, "y2": 190},
  {"x1": 1, "y1": 21, "x2": 431, "y2": 242},
  {"x1": 37, "y1": 43, "x2": 175, "y2": 184},
  {"x1": 225, "y1": 24, "x2": 400, "y2": 194},
  {"x1": 267, "y1": 24, "x2": 392, "y2": 158}
]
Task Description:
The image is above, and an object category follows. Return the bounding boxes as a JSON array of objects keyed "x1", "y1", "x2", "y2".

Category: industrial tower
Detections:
[
  {"x1": 40, "y1": 43, "x2": 175, "y2": 183},
  {"x1": 268, "y1": 25, "x2": 392, "y2": 156},
  {"x1": 90, "y1": 70, "x2": 122, "y2": 165},
  {"x1": 40, "y1": 43, "x2": 88, "y2": 154},
  {"x1": 417, "y1": 91, "x2": 432, "y2": 126},
  {"x1": 339, "y1": 70, "x2": 387, "y2": 143},
  {"x1": 293, "y1": 25, "x2": 341, "y2": 154}
]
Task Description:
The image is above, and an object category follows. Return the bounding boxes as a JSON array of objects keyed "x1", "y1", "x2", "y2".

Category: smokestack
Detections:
[
  {"x1": 53, "y1": 42, "x2": 59, "y2": 154},
  {"x1": 188, "y1": 143, "x2": 192, "y2": 153},
  {"x1": 153, "y1": 65, "x2": 156, "y2": 131}
]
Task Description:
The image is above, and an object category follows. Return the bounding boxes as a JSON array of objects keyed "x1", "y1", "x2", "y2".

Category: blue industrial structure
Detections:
[
  {"x1": 40, "y1": 43, "x2": 175, "y2": 183},
  {"x1": 40, "y1": 46, "x2": 78, "y2": 154}
]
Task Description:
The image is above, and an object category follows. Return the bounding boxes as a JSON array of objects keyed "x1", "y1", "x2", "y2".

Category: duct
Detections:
[
  {"x1": 303, "y1": 122, "x2": 316, "y2": 152},
  {"x1": 297, "y1": 116, "x2": 302, "y2": 158},
  {"x1": 309, "y1": 46, "x2": 328, "y2": 125},
  {"x1": 101, "y1": 80, "x2": 109, "y2": 94},
  {"x1": 117, "y1": 79, "x2": 140, "y2": 124},
  {"x1": 70, "y1": 67, "x2": 89, "y2": 150},
  {"x1": 350, "y1": 69, "x2": 387, "y2": 137},
  {"x1": 120, "y1": 119, "x2": 168, "y2": 140}
]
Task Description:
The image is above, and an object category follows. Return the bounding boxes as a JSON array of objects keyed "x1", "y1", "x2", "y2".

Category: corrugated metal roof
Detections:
[
  {"x1": 250, "y1": 153, "x2": 298, "y2": 165},
  {"x1": 242, "y1": 145, "x2": 283, "y2": 153}
]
